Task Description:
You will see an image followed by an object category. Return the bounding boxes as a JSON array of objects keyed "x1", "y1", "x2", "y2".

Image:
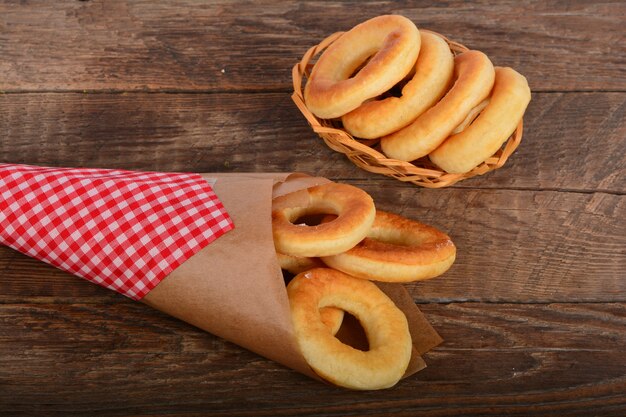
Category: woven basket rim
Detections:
[{"x1": 292, "y1": 29, "x2": 524, "y2": 188}]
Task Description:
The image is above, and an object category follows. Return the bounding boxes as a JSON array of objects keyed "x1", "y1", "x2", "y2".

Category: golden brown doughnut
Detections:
[
  {"x1": 322, "y1": 211, "x2": 456, "y2": 282},
  {"x1": 277, "y1": 252, "x2": 345, "y2": 335},
  {"x1": 287, "y1": 268, "x2": 412, "y2": 390},
  {"x1": 272, "y1": 183, "x2": 375, "y2": 257},
  {"x1": 380, "y1": 50, "x2": 495, "y2": 161},
  {"x1": 276, "y1": 252, "x2": 325, "y2": 275},
  {"x1": 320, "y1": 306, "x2": 344, "y2": 336},
  {"x1": 342, "y1": 31, "x2": 454, "y2": 139},
  {"x1": 429, "y1": 67, "x2": 531, "y2": 173},
  {"x1": 304, "y1": 15, "x2": 420, "y2": 119}
]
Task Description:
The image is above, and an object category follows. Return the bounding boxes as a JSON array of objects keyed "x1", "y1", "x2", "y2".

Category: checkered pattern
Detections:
[{"x1": 0, "y1": 164, "x2": 234, "y2": 300}]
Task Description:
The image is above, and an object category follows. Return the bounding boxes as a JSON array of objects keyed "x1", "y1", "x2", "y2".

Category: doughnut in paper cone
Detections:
[{"x1": 144, "y1": 173, "x2": 443, "y2": 382}]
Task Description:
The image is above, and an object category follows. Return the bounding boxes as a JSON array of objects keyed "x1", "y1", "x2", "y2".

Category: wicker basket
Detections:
[{"x1": 291, "y1": 30, "x2": 524, "y2": 188}]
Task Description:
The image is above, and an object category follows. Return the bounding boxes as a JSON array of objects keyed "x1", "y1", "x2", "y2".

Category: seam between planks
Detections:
[
  {"x1": 1, "y1": 89, "x2": 626, "y2": 95},
  {"x1": 0, "y1": 299, "x2": 623, "y2": 305},
  {"x1": 325, "y1": 180, "x2": 626, "y2": 196}
]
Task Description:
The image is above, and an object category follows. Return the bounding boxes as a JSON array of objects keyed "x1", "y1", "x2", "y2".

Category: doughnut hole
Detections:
[
  {"x1": 334, "y1": 312, "x2": 369, "y2": 351},
  {"x1": 292, "y1": 213, "x2": 337, "y2": 226},
  {"x1": 282, "y1": 202, "x2": 340, "y2": 226}
]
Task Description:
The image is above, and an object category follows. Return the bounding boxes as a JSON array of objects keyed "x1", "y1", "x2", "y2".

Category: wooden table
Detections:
[{"x1": 1, "y1": 1, "x2": 624, "y2": 416}]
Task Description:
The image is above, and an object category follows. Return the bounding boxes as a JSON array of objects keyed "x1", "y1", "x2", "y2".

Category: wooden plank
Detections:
[
  {"x1": 462, "y1": 92, "x2": 626, "y2": 192},
  {"x1": 1, "y1": 2, "x2": 622, "y2": 415},
  {"x1": 366, "y1": 186, "x2": 626, "y2": 303},
  {"x1": 0, "y1": 246, "x2": 120, "y2": 303},
  {"x1": 0, "y1": 1, "x2": 624, "y2": 92},
  {"x1": 1, "y1": 92, "x2": 624, "y2": 193},
  {"x1": 0, "y1": 302, "x2": 624, "y2": 416},
  {"x1": 0, "y1": 186, "x2": 623, "y2": 304}
]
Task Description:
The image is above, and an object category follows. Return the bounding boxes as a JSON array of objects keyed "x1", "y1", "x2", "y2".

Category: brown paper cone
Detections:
[{"x1": 143, "y1": 173, "x2": 443, "y2": 384}]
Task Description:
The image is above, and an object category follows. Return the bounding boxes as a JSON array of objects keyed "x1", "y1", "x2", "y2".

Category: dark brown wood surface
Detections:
[{"x1": 0, "y1": 1, "x2": 624, "y2": 416}]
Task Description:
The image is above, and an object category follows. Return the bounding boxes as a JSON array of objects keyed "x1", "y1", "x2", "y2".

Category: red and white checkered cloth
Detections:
[{"x1": 0, "y1": 164, "x2": 234, "y2": 300}]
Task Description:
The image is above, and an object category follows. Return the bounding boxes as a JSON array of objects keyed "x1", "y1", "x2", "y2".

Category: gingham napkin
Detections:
[{"x1": 0, "y1": 164, "x2": 234, "y2": 300}]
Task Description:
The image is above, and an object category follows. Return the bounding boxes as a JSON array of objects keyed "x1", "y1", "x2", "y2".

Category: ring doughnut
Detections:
[
  {"x1": 304, "y1": 15, "x2": 420, "y2": 119},
  {"x1": 272, "y1": 183, "x2": 375, "y2": 257},
  {"x1": 380, "y1": 50, "x2": 495, "y2": 161},
  {"x1": 278, "y1": 252, "x2": 345, "y2": 334},
  {"x1": 450, "y1": 98, "x2": 490, "y2": 135},
  {"x1": 277, "y1": 252, "x2": 325, "y2": 275},
  {"x1": 287, "y1": 268, "x2": 412, "y2": 390},
  {"x1": 322, "y1": 211, "x2": 456, "y2": 282},
  {"x1": 429, "y1": 67, "x2": 531, "y2": 173},
  {"x1": 320, "y1": 306, "x2": 344, "y2": 336},
  {"x1": 342, "y1": 31, "x2": 454, "y2": 139}
]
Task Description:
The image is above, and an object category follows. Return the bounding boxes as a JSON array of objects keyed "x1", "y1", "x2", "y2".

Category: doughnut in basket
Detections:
[
  {"x1": 380, "y1": 50, "x2": 496, "y2": 162},
  {"x1": 304, "y1": 14, "x2": 421, "y2": 119},
  {"x1": 292, "y1": 14, "x2": 531, "y2": 187},
  {"x1": 341, "y1": 30, "x2": 454, "y2": 139},
  {"x1": 429, "y1": 66, "x2": 531, "y2": 173}
]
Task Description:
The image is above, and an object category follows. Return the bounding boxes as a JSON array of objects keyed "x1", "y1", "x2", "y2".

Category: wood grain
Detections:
[
  {"x1": 1, "y1": 92, "x2": 624, "y2": 193},
  {"x1": 0, "y1": 185, "x2": 623, "y2": 304},
  {"x1": 1, "y1": 302, "x2": 624, "y2": 416},
  {"x1": 369, "y1": 186, "x2": 626, "y2": 303},
  {"x1": 1, "y1": 1, "x2": 625, "y2": 416},
  {"x1": 0, "y1": 1, "x2": 624, "y2": 92}
]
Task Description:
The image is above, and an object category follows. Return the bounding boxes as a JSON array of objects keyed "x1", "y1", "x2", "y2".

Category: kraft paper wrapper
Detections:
[{"x1": 143, "y1": 173, "x2": 443, "y2": 384}]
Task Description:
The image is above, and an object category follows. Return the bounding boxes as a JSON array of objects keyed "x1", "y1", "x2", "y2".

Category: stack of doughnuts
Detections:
[
  {"x1": 272, "y1": 182, "x2": 455, "y2": 389},
  {"x1": 304, "y1": 15, "x2": 531, "y2": 175}
]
